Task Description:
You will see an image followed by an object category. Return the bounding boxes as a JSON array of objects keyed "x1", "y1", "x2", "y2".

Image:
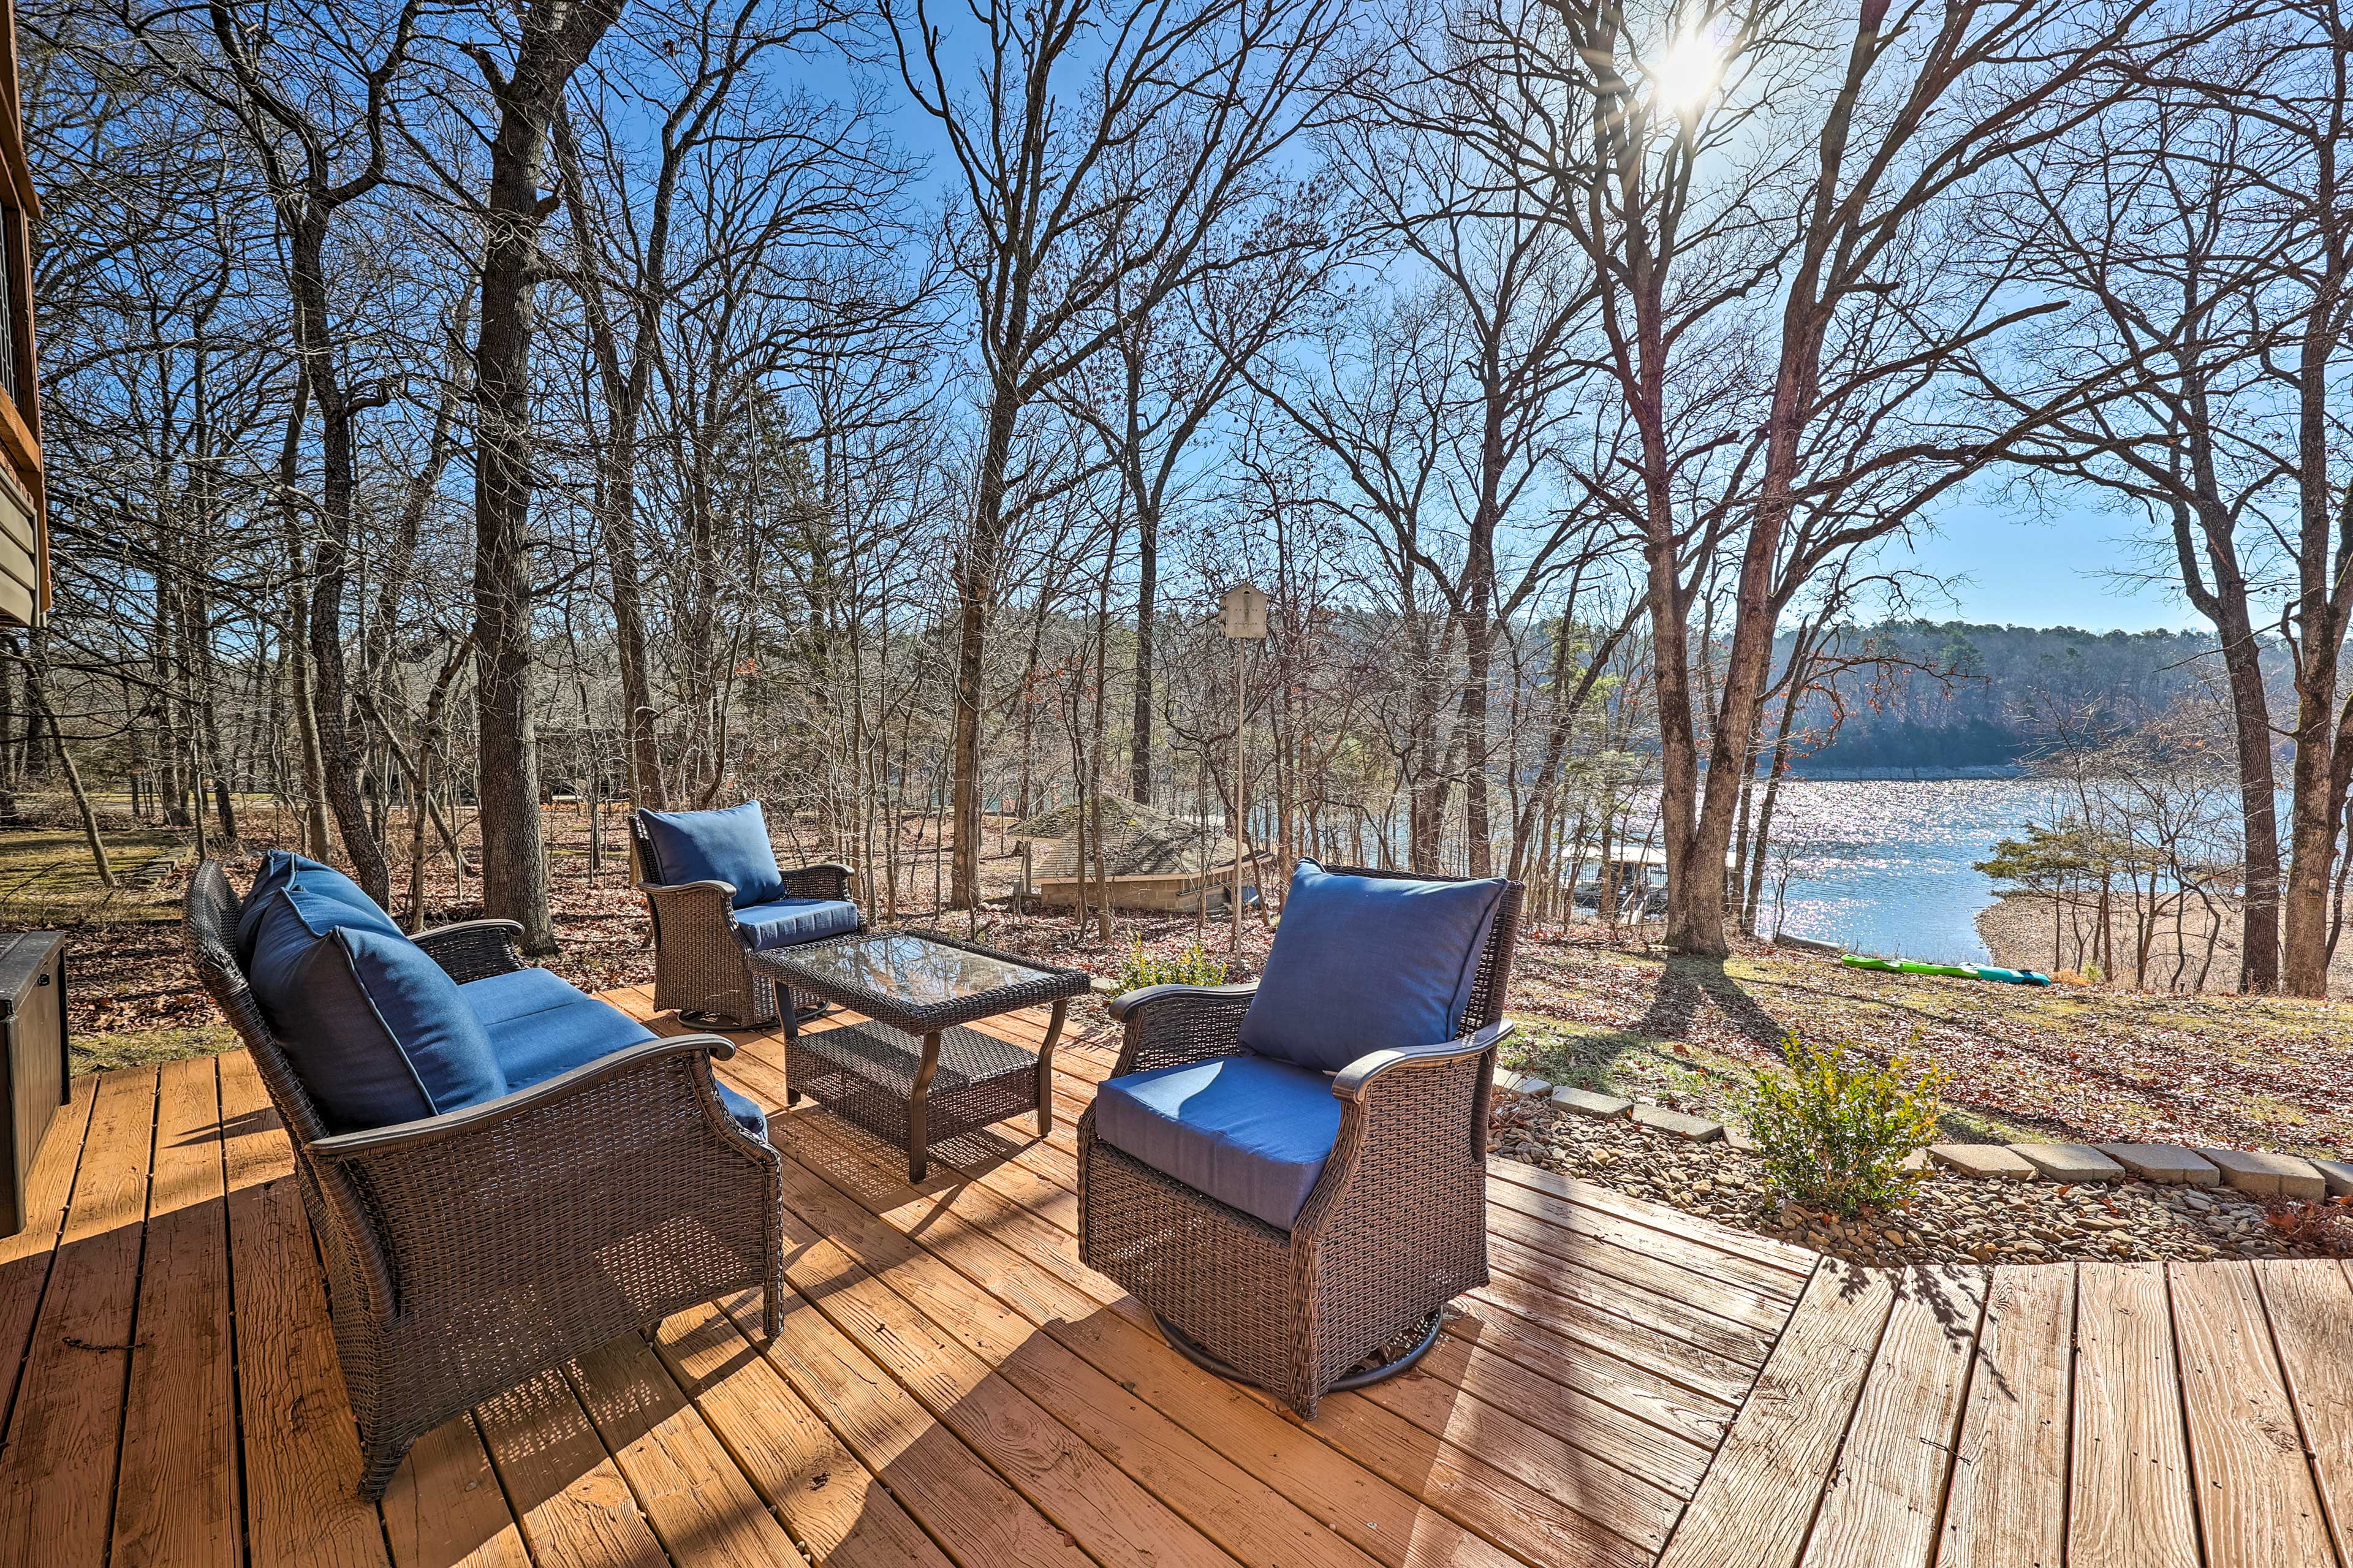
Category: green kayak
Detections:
[{"x1": 1840, "y1": 954, "x2": 2050, "y2": 987}]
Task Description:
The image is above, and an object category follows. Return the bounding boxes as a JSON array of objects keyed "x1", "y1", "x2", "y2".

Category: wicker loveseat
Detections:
[
  {"x1": 629, "y1": 801, "x2": 861, "y2": 1028},
  {"x1": 184, "y1": 855, "x2": 784, "y2": 1498},
  {"x1": 1078, "y1": 860, "x2": 1522, "y2": 1417}
]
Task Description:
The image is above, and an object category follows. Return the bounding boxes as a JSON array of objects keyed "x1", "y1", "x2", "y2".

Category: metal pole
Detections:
[{"x1": 1232, "y1": 636, "x2": 1245, "y2": 950}]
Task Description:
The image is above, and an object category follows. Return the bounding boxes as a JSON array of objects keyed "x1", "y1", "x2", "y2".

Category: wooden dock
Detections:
[{"x1": 2, "y1": 987, "x2": 2348, "y2": 1567}]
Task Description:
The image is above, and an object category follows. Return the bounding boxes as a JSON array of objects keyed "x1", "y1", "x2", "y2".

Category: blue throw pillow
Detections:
[
  {"x1": 246, "y1": 881, "x2": 505, "y2": 1132},
  {"x1": 638, "y1": 801, "x2": 785, "y2": 909},
  {"x1": 1238, "y1": 860, "x2": 1507, "y2": 1073}
]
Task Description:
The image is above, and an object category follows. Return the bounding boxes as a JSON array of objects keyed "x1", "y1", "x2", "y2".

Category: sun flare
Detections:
[{"x1": 1651, "y1": 29, "x2": 1722, "y2": 113}]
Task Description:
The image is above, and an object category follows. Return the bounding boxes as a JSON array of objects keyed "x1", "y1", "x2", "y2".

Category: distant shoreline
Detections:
[
  {"x1": 1779, "y1": 765, "x2": 2028, "y2": 782},
  {"x1": 1976, "y1": 887, "x2": 2353, "y2": 993}
]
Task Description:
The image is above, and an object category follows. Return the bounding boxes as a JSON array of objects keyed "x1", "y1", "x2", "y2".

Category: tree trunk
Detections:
[
  {"x1": 468, "y1": 0, "x2": 626, "y2": 954},
  {"x1": 1130, "y1": 496, "x2": 1158, "y2": 806},
  {"x1": 287, "y1": 210, "x2": 392, "y2": 903},
  {"x1": 949, "y1": 385, "x2": 1021, "y2": 907},
  {"x1": 26, "y1": 658, "x2": 112, "y2": 887}
]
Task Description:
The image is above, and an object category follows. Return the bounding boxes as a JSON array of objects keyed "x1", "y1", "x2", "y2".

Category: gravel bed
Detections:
[{"x1": 1488, "y1": 1096, "x2": 2349, "y2": 1268}]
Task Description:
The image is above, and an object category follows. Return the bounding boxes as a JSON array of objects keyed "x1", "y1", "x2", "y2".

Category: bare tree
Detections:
[
  {"x1": 885, "y1": 0, "x2": 1352, "y2": 906},
  {"x1": 123, "y1": 0, "x2": 426, "y2": 901},
  {"x1": 1453, "y1": 0, "x2": 2152, "y2": 953},
  {"x1": 467, "y1": 0, "x2": 629, "y2": 951}
]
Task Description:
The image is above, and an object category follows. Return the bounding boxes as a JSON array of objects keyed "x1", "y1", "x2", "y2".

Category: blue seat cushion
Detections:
[
  {"x1": 1094, "y1": 1055, "x2": 1341, "y2": 1230},
  {"x1": 467, "y1": 976, "x2": 766, "y2": 1141},
  {"x1": 248, "y1": 895, "x2": 506, "y2": 1134},
  {"x1": 1238, "y1": 860, "x2": 1507, "y2": 1074},
  {"x1": 453, "y1": 966, "x2": 583, "y2": 1031},
  {"x1": 638, "y1": 801, "x2": 785, "y2": 909},
  {"x1": 732, "y1": 897, "x2": 860, "y2": 952}
]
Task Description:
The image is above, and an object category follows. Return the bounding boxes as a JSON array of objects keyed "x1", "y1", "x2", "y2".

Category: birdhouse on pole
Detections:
[{"x1": 1218, "y1": 583, "x2": 1267, "y2": 640}]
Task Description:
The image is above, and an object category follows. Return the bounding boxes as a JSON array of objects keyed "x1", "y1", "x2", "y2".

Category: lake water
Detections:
[
  {"x1": 1573, "y1": 776, "x2": 2064, "y2": 962},
  {"x1": 1739, "y1": 777, "x2": 2069, "y2": 963}
]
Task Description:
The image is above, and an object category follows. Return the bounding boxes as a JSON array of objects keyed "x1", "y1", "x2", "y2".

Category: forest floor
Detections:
[
  {"x1": 1506, "y1": 931, "x2": 2353, "y2": 1157},
  {"x1": 14, "y1": 797, "x2": 2351, "y2": 1162}
]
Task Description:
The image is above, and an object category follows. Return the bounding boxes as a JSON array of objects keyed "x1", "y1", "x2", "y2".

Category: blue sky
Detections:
[{"x1": 1905, "y1": 495, "x2": 2200, "y2": 634}]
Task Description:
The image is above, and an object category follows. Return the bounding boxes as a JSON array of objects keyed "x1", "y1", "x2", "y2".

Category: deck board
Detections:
[
  {"x1": 0, "y1": 1066, "x2": 157, "y2": 1568},
  {"x1": 1934, "y1": 1262, "x2": 2075, "y2": 1568},
  {"x1": 2256, "y1": 1259, "x2": 2353, "y2": 1561},
  {"x1": 1, "y1": 986, "x2": 2346, "y2": 1568},
  {"x1": 1795, "y1": 1265, "x2": 1986, "y2": 1568},
  {"x1": 2067, "y1": 1263, "x2": 2203, "y2": 1568},
  {"x1": 110, "y1": 1055, "x2": 240, "y2": 1568},
  {"x1": 2169, "y1": 1261, "x2": 2339, "y2": 1568}
]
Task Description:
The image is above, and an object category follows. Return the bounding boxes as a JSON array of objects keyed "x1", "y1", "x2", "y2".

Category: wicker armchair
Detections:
[
  {"x1": 1077, "y1": 864, "x2": 1522, "y2": 1417},
  {"x1": 629, "y1": 810, "x2": 860, "y2": 1028},
  {"x1": 182, "y1": 860, "x2": 784, "y2": 1499}
]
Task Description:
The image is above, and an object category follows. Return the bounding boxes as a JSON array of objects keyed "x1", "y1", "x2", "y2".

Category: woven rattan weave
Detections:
[
  {"x1": 751, "y1": 929, "x2": 1091, "y2": 1180},
  {"x1": 1077, "y1": 863, "x2": 1523, "y2": 1418},
  {"x1": 182, "y1": 860, "x2": 785, "y2": 1501}
]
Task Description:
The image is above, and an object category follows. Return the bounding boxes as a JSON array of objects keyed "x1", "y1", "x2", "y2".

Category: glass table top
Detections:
[{"x1": 776, "y1": 933, "x2": 1048, "y2": 1005}]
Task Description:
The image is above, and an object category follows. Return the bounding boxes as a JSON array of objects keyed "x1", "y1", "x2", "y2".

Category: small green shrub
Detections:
[
  {"x1": 1116, "y1": 936, "x2": 1229, "y2": 993},
  {"x1": 1741, "y1": 1031, "x2": 1946, "y2": 1218}
]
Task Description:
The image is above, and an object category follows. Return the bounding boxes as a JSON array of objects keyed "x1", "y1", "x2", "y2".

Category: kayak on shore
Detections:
[{"x1": 1841, "y1": 953, "x2": 2051, "y2": 987}]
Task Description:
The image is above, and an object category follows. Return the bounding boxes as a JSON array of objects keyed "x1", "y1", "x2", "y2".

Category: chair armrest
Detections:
[
  {"x1": 638, "y1": 879, "x2": 741, "y2": 941},
  {"x1": 637, "y1": 877, "x2": 740, "y2": 900},
  {"x1": 1105, "y1": 983, "x2": 1258, "y2": 1075},
  {"x1": 778, "y1": 862, "x2": 857, "y2": 901},
  {"x1": 309, "y1": 1033, "x2": 746, "y2": 1161},
  {"x1": 1292, "y1": 1021, "x2": 1511, "y2": 1241},
  {"x1": 1332, "y1": 1020, "x2": 1514, "y2": 1100},
  {"x1": 1104, "y1": 982, "x2": 1257, "y2": 1022},
  {"x1": 412, "y1": 918, "x2": 528, "y2": 983}
]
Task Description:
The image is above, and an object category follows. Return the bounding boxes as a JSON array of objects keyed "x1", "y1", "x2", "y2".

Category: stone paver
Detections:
[
  {"x1": 2096, "y1": 1143, "x2": 2221, "y2": 1186},
  {"x1": 1494, "y1": 1071, "x2": 1552, "y2": 1099},
  {"x1": 1630, "y1": 1103, "x2": 1723, "y2": 1141},
  {"x1": 2196, "y1": 1146, "x2": 2327, "y2": 1202},
  {"x1": 2009, "y1": 1143, "x2": 2126, "y2": 1183},
  {"x1": 1928, "y1": 1143, "x2": 2039, "y2": 1181},
  {"x1": 1724, "y1": 1126, "x2": 1760, "y2": 1154},
  {"x1": 1898, "y1": 1147, "x2": 1932, "y2": 1173},
  {"x1": 1552, "y1": 1086, "x2": 1633, "y2": 1119},
  {"x1": 2309, "y1": 1157, "x2": 2353, "y2": 1198}
]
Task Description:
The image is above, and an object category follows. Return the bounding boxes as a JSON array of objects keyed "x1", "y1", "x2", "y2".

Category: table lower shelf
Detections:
[{"x1": 784, "y1": 1018, "x2": 1045, "y2": 1179}]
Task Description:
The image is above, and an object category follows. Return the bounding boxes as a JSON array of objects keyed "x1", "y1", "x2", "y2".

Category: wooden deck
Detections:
[{"x1": 2, "y1": 990, "x2": 2349, "y2": 1568}]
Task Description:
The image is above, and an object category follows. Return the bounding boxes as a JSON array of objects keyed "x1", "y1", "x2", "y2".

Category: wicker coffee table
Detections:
[{"x1": 748, "y1": 930, "x2": 1092, "y2": 1180}]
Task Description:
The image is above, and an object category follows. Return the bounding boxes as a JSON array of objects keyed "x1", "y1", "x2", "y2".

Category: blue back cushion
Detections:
[
  {"x1": 1238, "y1": 860, "x2": 1506, "y2": 1072},
  {"x1": 235, "y1": 851, "x2": 338, "y2": 962},
  {"x1": 638, "y1": 801, "x2": 785, "y2": 908},
  {"x1": 245, "y1": 873, "x2": 506, "y2": 1132}
]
